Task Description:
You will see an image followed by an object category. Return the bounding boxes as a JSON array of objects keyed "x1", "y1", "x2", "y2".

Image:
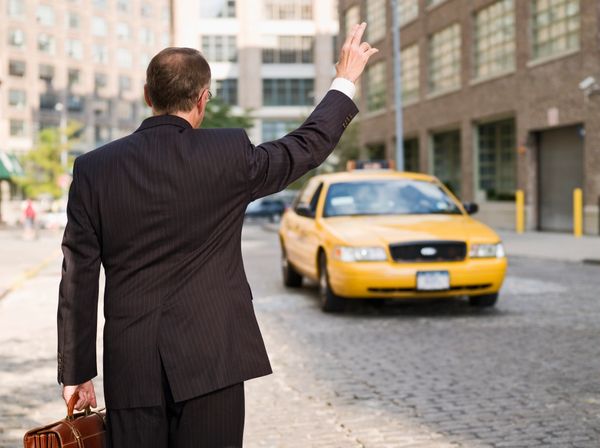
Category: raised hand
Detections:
[{"x1": 335, "y1": 22, "x2": 379, "y2": 84}]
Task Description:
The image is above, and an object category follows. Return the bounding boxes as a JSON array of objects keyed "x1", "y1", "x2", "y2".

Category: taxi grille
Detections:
[{"x1": 389, "y1": 241, "x2": 467, "y2": 262}]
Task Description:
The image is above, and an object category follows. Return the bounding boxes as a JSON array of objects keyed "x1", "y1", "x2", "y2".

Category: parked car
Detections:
[
  {"x1": 245, "y1": 198, "x2": 287, "y2": 222},
  {"x1": 279, "y1": 167, "x2": 507, "y2": 312}
]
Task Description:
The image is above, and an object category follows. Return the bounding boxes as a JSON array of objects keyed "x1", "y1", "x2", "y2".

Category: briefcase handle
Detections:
[{"x1": 66, "y1": 391, "x2": 92, "y2": 421}]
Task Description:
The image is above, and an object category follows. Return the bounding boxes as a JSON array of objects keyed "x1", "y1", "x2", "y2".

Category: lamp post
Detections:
[{"x1": 391, "y1": 0, "x2": 405, "y2": 171}]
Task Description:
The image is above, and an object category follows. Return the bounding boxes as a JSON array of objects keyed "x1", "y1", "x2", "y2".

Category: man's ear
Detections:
[{"x1": 143, "y1": 85, "x2": 153, "y2": 108}]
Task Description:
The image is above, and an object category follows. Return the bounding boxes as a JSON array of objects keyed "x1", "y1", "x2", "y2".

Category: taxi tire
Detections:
[
  {"x1": 281, "y1": 245, "x2": 303, "y2": 287},
  {"x1": 319, "y1": 253, "x2": 346, "y2": 313},
  {"x1": 469, "y1": 293, "x2": 498, "y2": 308}
]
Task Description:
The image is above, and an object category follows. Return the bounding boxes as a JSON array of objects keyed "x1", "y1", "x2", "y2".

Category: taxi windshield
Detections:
[{"x1": 323, "y1": 180, "x2": 463, "y2": 217}]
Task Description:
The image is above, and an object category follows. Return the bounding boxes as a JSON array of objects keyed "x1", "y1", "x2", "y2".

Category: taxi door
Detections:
[{"x1": 292, "y1": 182, "x2": 324, "y2": 279}]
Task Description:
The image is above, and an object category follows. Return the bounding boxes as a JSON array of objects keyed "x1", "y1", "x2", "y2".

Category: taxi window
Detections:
[
  {"x1": 294, "y1": 179, "x2": 320, "y2": 209},
  {"x1": 323, "y1": 180, "x2": 462, "y2": 217}
]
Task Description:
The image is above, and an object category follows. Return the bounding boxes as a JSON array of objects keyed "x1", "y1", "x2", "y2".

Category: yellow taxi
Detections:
[{"x1": 279, "y1": 163, "x2": 507, "y2": 312}]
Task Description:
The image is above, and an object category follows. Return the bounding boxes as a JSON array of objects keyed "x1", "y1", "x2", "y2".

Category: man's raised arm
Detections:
[{"x1": 244, "y1": 22, "x2": 378, "y2": 201}]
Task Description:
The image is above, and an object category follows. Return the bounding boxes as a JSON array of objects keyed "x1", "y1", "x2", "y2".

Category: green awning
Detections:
[{"x1": 0, "y1": 152, "x2": 24, "y2": 180}]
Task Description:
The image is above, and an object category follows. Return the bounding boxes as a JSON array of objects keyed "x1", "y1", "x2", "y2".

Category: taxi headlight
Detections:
[
  {"x1": 470, "y1": 243, "x2": 505, "y2": 258},
  {"x1": 332, "y1": 246, "x2": 388, "y2": 262}
]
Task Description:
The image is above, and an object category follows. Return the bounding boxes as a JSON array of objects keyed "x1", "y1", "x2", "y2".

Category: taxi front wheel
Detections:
[
  {"x1": 319, "y1": 253, "x2": 346, "y2": 313},
  {"x1": 469, "y1": 293, "x2": 498, "y2": 308},
  {"x1": 281, "y1": 245, "x2": 302, "y2": 287}
]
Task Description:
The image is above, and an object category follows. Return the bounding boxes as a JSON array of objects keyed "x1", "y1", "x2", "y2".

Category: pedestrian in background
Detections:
[
  {"x1": 57, "y1": 22, "x2": 377, "y2": 447},
  {"x1": 23, "y1": 199, "x2": 36, "y2": 240}
]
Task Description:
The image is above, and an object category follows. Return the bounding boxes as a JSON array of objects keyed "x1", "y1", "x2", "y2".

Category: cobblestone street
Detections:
[{"x1": 1, "y1": 224, "x2": 599, "y2": 447}]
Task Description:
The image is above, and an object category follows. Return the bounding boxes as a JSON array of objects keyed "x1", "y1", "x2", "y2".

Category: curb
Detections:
[{"x1": 0, "y1": 250, "x2": 62, "y2": 301}]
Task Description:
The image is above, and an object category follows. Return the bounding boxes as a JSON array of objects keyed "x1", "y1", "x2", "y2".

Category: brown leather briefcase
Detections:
[{"x1": 23, "y1": 392, "x2": 106, "y2": 448}]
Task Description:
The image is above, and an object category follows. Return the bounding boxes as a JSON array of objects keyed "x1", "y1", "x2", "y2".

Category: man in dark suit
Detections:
[{"x1": 57, "y1": 22, "x2": 377, "y2": 447}]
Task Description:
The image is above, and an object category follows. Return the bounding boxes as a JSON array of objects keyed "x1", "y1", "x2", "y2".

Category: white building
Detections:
[{"x1": 172, "y1": 0, "x2": 339, "y2": 142}]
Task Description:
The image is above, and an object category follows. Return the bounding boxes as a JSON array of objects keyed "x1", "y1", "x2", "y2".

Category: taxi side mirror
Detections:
[
  {"x1": 463, "y1": 202, "x2": 479, "y2": 215},
  {"x1": 295, "y1": 204, "x2": 315, "y2": 218}
]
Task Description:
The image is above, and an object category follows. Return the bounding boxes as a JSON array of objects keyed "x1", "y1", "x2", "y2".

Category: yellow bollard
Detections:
[
  {"x1": 573, "y1": 188, "x2": 583, "y2": 237},
  {"x1": 515, "y1": 190, "x2": 525, "y2": 234}
]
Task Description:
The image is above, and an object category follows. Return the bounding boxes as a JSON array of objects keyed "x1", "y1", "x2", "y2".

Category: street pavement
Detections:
[{"x1": 1, "y1": 224, "x2": 599, "y2": 447}]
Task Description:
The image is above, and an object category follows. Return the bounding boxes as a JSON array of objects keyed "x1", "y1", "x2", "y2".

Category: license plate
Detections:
[{"x1": 416, "y1": 271, "x2": 450, "y2": 291}]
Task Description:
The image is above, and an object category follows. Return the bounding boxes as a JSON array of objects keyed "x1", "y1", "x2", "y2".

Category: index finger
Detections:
[
  {"x1": 344, "y1": 23, "x2": 359, "y2": 47},
  {"x1": 351, "y1": 22, "x2": 367, "y2": 46}
]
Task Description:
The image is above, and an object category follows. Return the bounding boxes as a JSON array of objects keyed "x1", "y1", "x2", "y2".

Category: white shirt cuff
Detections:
[{"x1": 329, "y1": 78, "x2": 356, "y2": 100}]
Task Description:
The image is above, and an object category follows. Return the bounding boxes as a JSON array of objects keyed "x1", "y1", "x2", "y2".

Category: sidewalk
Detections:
[
  {"x1": 262, "y1": 222, "x2": 600, "y2": 264},
  {"x1": 499, "y1": 231, "x2": 600, "y2": 263}
]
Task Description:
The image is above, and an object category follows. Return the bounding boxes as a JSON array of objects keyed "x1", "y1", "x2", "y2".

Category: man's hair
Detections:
[{"x1": 146, "y1": 47, "x2": 211, "y2": 114}]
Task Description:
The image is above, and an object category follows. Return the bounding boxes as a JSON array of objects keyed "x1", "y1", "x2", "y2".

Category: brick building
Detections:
[{"x1": 339, "y1": 0, "x2": 600, "y2": 234}]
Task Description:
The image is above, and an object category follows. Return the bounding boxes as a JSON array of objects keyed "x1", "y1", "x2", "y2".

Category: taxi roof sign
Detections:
[{"x1": 346, "y1": 160, "x2": 396, "y2": 171}]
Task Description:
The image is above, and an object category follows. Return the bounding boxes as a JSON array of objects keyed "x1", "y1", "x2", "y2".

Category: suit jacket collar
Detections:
[{"x1": 135, "y1": 114, "x2": 193, "y2": 133}]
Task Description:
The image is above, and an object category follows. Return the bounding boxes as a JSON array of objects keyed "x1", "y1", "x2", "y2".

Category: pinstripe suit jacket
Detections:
[{"x1": 57, "y1": 90, "x2": 358, "y2": 409}]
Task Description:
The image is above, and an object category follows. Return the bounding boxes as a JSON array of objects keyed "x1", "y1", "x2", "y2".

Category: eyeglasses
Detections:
[{"x1": 197, "y1": 89, "x2": 213, "y2": 103}]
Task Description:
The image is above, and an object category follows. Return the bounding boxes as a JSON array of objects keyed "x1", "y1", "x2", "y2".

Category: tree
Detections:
[
  {"x1": 16, "y1": 123, "x2": 81, "y2": 199},
  {"x1": 201, "y1": 98, "x2": 254, "y2": 129}
]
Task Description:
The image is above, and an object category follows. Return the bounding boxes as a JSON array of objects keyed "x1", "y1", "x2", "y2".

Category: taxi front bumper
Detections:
[{"x1": 327, "y1": 257, "x2": 507, "y2": 299}]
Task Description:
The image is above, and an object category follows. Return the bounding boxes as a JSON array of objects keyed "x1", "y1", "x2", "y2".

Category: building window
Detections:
[
  {"x1": 403, "y1": 138, "x2": 420, "y2": 172},
  {"x1": 36, "y1": 4, "x2": 55, "y2": 27},
  {"x1": 68, "y1": 12, "x2": 80, "y2": 29},
  {"x1": 95, "y1": 126, "x2": 111, "y2": 144},
  {"x1": 262, "y1": 36, "x2": 314, "y2": 64},
  {"x1": 10, "y1": 120, "x2": 26, "y2": 137},
  {"x1": 94, "y1": 73, "x2": 108, "y2": 95},
  {"x1": 262, "y1": 120, "x2": 300, "y2": 141},
  {"x1": 119, "y1": 75, "x2": 132, "y2": 94},
  {"x1": 92, "y1": 17, "x2": 108, "y2": 36},
  {"x1": 40, "y1": 92, "x2": 58, "y2": 110},
  {"x1": 478, "y1": 119, "x2": 516, "y2": 200},
  {"x1": 141, "y1": 2, "x2": 153, "y2": 17},
  {"x1": 93, "y1": 44, "x2": 109, "y2": 64},
  {"x1": 66, "y1": 39, "x2": 83, "y2": 60},
  {"x1": 201, "y1": 35, "x2": 237, "y2": 62},
  {"x1": 367, "y1": 0, "x2": 386, "y2": 43},
  {"x1": 366, "y1": 61, "x2": 386, "y2": 112},
  {"x1": 9, "y1": 60, "x2": 26, "y2": 77},
  {"x1": 7, "y1": 0, "x2": 25, "y2": 17},
  {"x1": 264, "y1": 0, "x2": 312, "y2": 20},
  {"x1": 399, "y1": 0, "x2": 419, "y2": 26},
  {"x1": 401, "y1": 44, "x2": 419, "y2": 102},
  {"x1": 263, "y1": 79, "x2": 314, "y2": 106},
  {"x1": 344, "y1": 6, "x2": 360, "y2": 36},
  {"x1": 38, "y1": 33, "x2": 56, "y2": 55},
  {"x1": 68, "y1": 69, "x2": 81, "y2": 88},
  {"x1": 140, "y1": 28, "x2": 155, "y2": 46},
  {"x1": 428, "y1": 23, "x2": 461, "y2": 94},
  {"x1": 532, "y1": 0, "x2": 580, "y2": 60},
  {"x1": 67, "y1": 94, "x2": 85, "y2": 112},
  {"x1": 432, "y1": 130, "x2": 461, "y2": 197},
  {"x1": 427, "y1": 0, "x2": 447, "y2": 7},
  {"x1": 8, "y1": 90, "x2": 27, "y2": 109},
  {"x1": 39, "y1": 64, "x2": 55, "y2": 83},
  {"x1": 117, "y1": 0, "x2": 130, "y2": 12},
  {"x1": 116, "y1": 23, "x2": 131, "y2": 40},
  {"x1": 117, "y1": 48, "x2": 133, "y2": 68},
  {"x1": 215, "y1": 79, "x2": 238, "y2": 106},
  {"x1": 474, "y1": 0, "x2": 515, "y2": 80},
  {"x1": 8, "y1": 29, "x2": 25, "y2": 48},
  {"x1": 117, "y1": 101, "x2": 135, "y2": 120},
  {"x1": 200, "y1": 0, "x2": 236, "y2": 18}
]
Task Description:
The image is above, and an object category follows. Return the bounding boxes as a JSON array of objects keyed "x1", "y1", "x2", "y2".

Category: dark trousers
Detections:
[{"x1": 107, "y1": 366, "x2": 245, "y2": 448}]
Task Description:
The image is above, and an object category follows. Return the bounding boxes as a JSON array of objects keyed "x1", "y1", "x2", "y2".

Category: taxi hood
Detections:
[{"x1": 322, "y1": 214, "x2": 501, "y2": 246}]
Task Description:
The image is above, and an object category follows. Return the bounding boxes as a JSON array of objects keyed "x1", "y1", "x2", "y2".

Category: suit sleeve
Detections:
[
  {"x1": 57, "y1": 158, "x2": 102, "y2": 385},
  {"x1": 244, "y1": 90, "x2": 359, "y2": 201}
]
